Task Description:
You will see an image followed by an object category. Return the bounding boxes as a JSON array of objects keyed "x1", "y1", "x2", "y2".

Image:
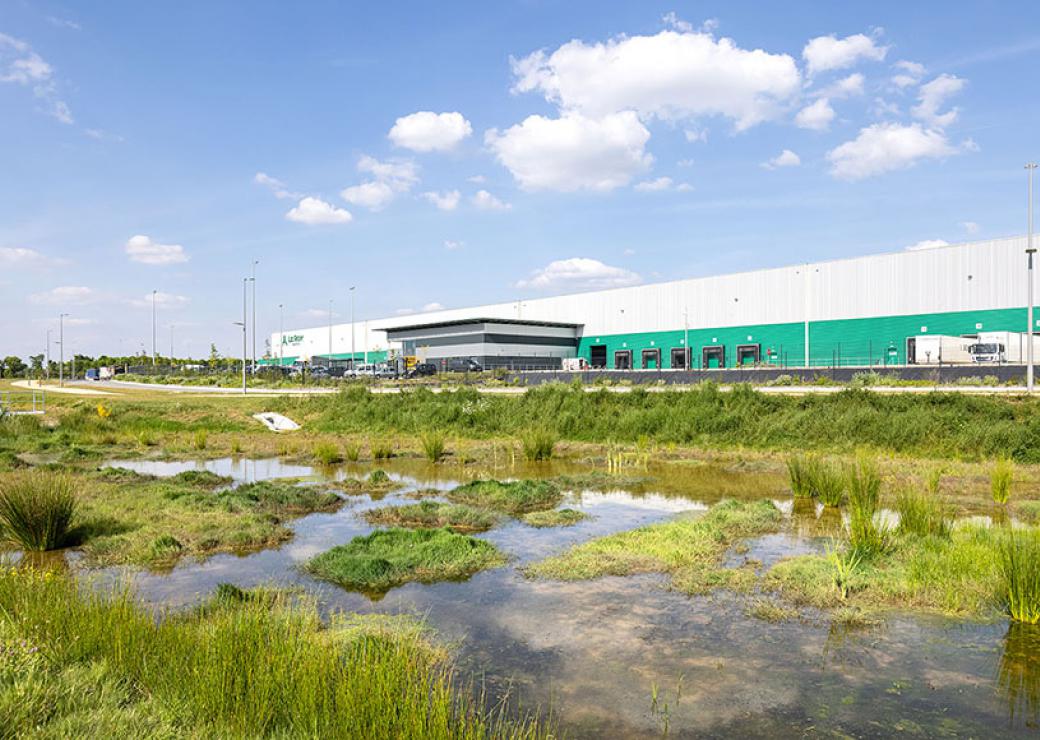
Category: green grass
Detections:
[
  {"x1": 420, "y1": 431, "x2": 447, "y2": 462},
  {"x1": 998, "y1": 529, "x2": 1040, "y2": 624},
  {"x1": 304, "y1": 528, "x2": 507, "y2": 592},
  {"x1": 846, "y1": 453, "x2": 887, "y2": 557},
  {"x1": 520, "y1": 429, "x2": 557, "y2": 461},
  {"x1": 895, "y1": 487, "x2": 952, "y2": 538},
  {"x1": 525, "y1": 499, "x2": 781, "y2": 594},
  {"x1": 170, "y1": 469, "x2": 233, "y2": 488},
  {"x1": 363, "y1": 501, "x2": 500, "y2": 533},
  {"x1": 521, "y1": 508, "x2": 588, "y2": 528},
  {"x1": 786, "y1": 454, "x2": 815, "y2": 498},
  {"x1": 0, "y1": 471, "x2": 77, "y2": 551},
  {"x1": 993, "y1": 457, "x2": 1015, "y2": 505},
  {"x1": 370, "y1": 438, "x2": 394, "y2": 460},
  {"x1": 446, "y1": 479, "x2": 562, "y2": 515},
  {"x1": 313, "y1": 440, "x2": 343, "y2": 465},
  {"x1": 786, "y1": 454, "x2": 844, "y2": 505},
  {"x1": 192, "y1": 429, "x2": 207, "y2": 450},
  {"x1": 0, "y1": 566, "x2": 548, "y2": 738}
]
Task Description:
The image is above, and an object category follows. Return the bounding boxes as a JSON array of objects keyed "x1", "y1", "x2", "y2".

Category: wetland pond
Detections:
[{"x1": 87, "y1": 456, "x2": 1039, "y2": 737}]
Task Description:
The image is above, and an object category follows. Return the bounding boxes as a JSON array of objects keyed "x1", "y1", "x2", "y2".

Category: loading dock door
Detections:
[
  {"x1": 590, "y1": 344, "x2": 607, "y2": 368},
  {"x1": 642, "y1": 348, "x2": 661, "y2": 369},
  {"x1": 736, "y1": 343, "x2": 760, "y2": 366},
  {"x1": 614, "y1": 350, "x2": 632, "y2": 370},
  {"x1": 702, "y1": 345, "x2": 725, "y2": 369},
  {"x1": 670, "y1": 348, "x2": 690, "y2": 369},
  {"x1": 906, "y1": 337, "x2": 916, "y2": 365}
]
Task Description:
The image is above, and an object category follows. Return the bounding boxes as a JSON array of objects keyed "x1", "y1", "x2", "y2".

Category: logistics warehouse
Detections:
[{"x1": 268, "y1": 235, "x2": 1038, "y2": 371}]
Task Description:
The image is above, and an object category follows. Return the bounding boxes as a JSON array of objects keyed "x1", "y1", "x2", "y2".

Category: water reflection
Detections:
[{"x1": 998, "y1": 622, "x2": 1040, "y2": 729}]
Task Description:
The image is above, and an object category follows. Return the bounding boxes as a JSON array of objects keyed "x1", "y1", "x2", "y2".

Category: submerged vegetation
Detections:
[
  {"x1": 0, "y1": 471, "x2": 77, "y2": 551},
  {"x1": 304, "y1": 528, "x2": 506, "y2": 592},
  {"x1": 0, "y1": 566, "x2": 548, "y2": 738}
]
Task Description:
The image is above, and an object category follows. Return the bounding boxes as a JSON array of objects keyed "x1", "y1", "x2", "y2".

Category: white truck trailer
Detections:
[
  {"x1": 907, "y1": 335, "x2": 974, "y2": 365},
  {"x1": 970, "y1": 331, "x2": 1040, "y2": 364}
]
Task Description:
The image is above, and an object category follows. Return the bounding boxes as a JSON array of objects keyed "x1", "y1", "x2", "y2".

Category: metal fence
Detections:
[{"x1": 0, "y1": 390, "x2": 46, "y2": 415}]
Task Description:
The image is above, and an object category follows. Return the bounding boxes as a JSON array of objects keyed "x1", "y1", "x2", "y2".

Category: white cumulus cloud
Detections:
[
  {"x1": 961, "y1": 221, "x2": 980, "y2": 235},
  {"x1": 762, "y1": 149, "x2": 801, "y2": 169},
  {"x1": 341, "y1": 155, "x2": 419, "y2": 210},
  {"x1": 891, "y1": 60, "x2": 926, "y2": 88},
  {"x1": 795, "y1": 98, "x2": 835, "y2": 130},
  {"x1": 286, "y1": 197, "x2": 353, "y2": 224},
  {"x1": 802, "y1": 32, "x2": 887, "y2": 76},
  {"x1": 340, "y1": 181, "x2": 396, "y2": 210},
  {"x1": 0, "y1": 32, "x2": 73, "y2": 124},
  {"x1": 29, "y1": 286, "x2": 95, "y2": 305},
  {"x1": 422, "y1": 302, "x2": 445, "y2": 312},
  {"x1": 911, "y1": 74, "x2": 965, "y2": 127},
  {"x1": 443, "y1": 240, "x2": 464, "y2": 250},
  {"x1": 253, "y1": 172, "x2": 299, "y2": 200},
  {"x1": 422, "y1": 190, "x2": 461, "y2": 211},
  {"x1": 817, "y1": 72, "x2": 865, "y2": 99},
  {"x1": 517, "y1": 257, "x2": 642, "y2": 292},
  {"x1": 124, "y1": 235, "x2": 189, "y2": 265},
  {"x1": 634, "y1": 177, "x2": 673, "y2": 192},
  {"x1": 130, "y1": 291, "x2": 189, "y2": 309},
  {"x1": 388, "y1": 111, "x2": 472, "y2": 152},
  {"x1": 827, "y1": 122, "x2": 958, "y2": 180},
  {"x1": 905, "y1": 239, "x2": 950, "y2": 251},
  {"x1": 486, "y1": 112, "x2": 651, "y2": 192},
  {"x1": 0, "y1": 246, "x2": 65, "y2": 267},
  {"x1": 511, "y1": 28, "x2": 801, "y2": 130},
  {"x1": 471, "y1": 190, "x2": 511, "y2": 211}
]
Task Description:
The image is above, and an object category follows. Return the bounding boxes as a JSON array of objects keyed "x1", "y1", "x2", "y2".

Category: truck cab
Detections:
[{"x1": 970, "y1": 342, "x2": 1005, "y2": 363}]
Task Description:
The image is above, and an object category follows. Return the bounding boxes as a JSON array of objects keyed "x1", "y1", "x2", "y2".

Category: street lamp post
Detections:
[
  {"x1": 1028, "y1": 162, "x2": 1038, "y2": 392},
  {"x1": 328, "y1": 299, "x2": 334, "y2": 364},
  {"x1": 58, "y1": 313, "x2": 68, "y2": 387},
  {"x1": 45, "y1": 329, "x2": 51, "y2": 382},
  {"x1": 170, "y1": 324, "x2": 175, "y2": 361},
  {"x1": 350, "y1": 286, "x2": 356, "y2": 368},
  {"x1": 251, "y1": 260, "x2": 259, "y2": 372},
  {"x1": 152, "y1": 289, "x2": 158, "y2": 366},
  {"x1": 240, "y1": 277, "x2": 248, "y2": 394},
  {"x1": 279, "y1": 303, "x2": 284, "y2": 367}
]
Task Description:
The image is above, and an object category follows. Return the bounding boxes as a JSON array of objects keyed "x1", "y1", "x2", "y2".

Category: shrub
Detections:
[
  {"x1": 998, "y1": 529, "x2": 1040, "y2": 624},
  {"x1": 849, "y1": 371, "x2": 882, "y2": 388},
  {"x1": 895, "y1": 487, "x2": 951, "y2": 538},
  {"x1": 992, "y1": 457, "x2": 1014, "y2": 505},
  {"x1": 0, "y1": 471, "x2": 77, "y2": 551},
  {"x1": 520, "y1": 429, "x2": 557, "y2": 462},
  {"x1": 192, "y1": 430, "x2": 208, "y2": 450},
  {"x1": 420, "y1": 431, "x2": 446, "y2": 463},
  {"x1": 312, "y1": 441, "x2": 342, "y2": 465}
]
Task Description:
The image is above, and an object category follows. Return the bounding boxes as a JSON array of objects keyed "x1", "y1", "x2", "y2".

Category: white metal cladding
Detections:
[{"x1": 271, "y1": 235, "x2": 1029, "y2": 356}]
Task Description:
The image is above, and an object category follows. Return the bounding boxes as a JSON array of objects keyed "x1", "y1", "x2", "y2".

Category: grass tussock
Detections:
[
  {"x1": 420, "y1": 431, "x2": 447, "y2": 463},
  {"x1": 846, "y1": 453, "x2": 887, "y2": 557},
  {"x1": 786, "y1": 454, "x2": 845, "y2": 506},
  {"x1": 304, "y1": 528, "x2": 506, "y2": 592},
  {"x1": 0, "y1": 566, "x2": 549, "y2": 738},
  {"x1": 895, "y1": 487, "x2": 952, "y2": 538},
  {"x1": 192, "y1": 429, "x2": 207, "y2": 450},
  {"x1": 312, "y1": 441, "x2": 343, "y2": 466},
  {"x1": 363, "y1": 501, "x2": 499, "y2": 533},
  {"x1": 446, "y1": 479, "x2": 562, "y2": 515},
  {"x1": 521, "y1": 508, "x2": 588, "y2": 528},
  {"x1": 525, "y1": 499, "x2": 781, "y2": 594},
  {"x1": 370, "y1": 439, "x2": 394, "y2": 460},
  {"x1": 0, "y1": 471, "x2": 77, "y2": 551},
  {"x1": 993, "y1": 457, "x2": 1015, "y2": 505},
  {"x1": 520, "y1": 429, "x2": 557, "y2": 462},
  {"x1": 998, "y1": 529, "x2": 1040, "y2": 624}
]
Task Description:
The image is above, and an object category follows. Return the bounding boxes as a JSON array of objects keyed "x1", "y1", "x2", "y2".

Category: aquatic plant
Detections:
[
  {"x1": 998, "y1": 529, "x2": 1040, "y2": 624},
  {"x1": 0, "y1": 471, "x2": 77, "y2": 551},
  {"x1": 895, "y1": 487, "x2": 951, "y2": 539},
  {"x1": 0, "y1": 566, "x2": 549, "y2": 738},
  {"x1": 786, "y1": 454, "x2": 815, "y2": 498},
  {"x1": 230, "y1": 438, "x2": 243, "y2": 454},
  {"x1": 304, "y1": 527, "x2": 506, "y2": 591},
  {"x1": 786, "y1": 454, "x2": 844, "y2": 505},
  {"x1": 192, "y1": 429, "x2": 207, "y2": 450},
  {"x1": 520, "y1": 428, "x2": 557, "y2": 462},
  {"x1": 825, "y1": 543, "x2": 862, "y2": 601},
  {"x1": 420, "y1": 431, "x2": 446, "y2": 463},
  {"x1": 312, "y1": 441, "x2": 342, "y2": 465},
  {"x1": 992, "y1": 457, "x2": 1014, "y2": 505},
  {"x1": 446, "y1": 479, "x2": 562, "y2": 515},
  {"x1": 364, "y1": 501, "x2": 499, "y2": 532},
  {"x1": 344, "y1": 442, "x2": 361, "y2": 462},
  {"x1": 368, "y1": 469, "x2": 390, "y2": 485},
  {"x1": 370, "y1": 438, "x2": 394, "y2": 460},
  {"x1": 520, "y1": 508, "x2": 588, "y2": 528},
  {"x1": 845, "y1": 453, "x2": 887, "y2": 557}
]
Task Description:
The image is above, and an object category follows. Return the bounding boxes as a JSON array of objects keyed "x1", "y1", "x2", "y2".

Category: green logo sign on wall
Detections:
[{"x1": 281, "y1": 334, "x2": 304, "y2": 346}]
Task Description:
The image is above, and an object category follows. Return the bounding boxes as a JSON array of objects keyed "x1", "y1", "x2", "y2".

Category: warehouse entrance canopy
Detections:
[{"x1": 379, "y1": 318, "x2": 583, "y2": 371}]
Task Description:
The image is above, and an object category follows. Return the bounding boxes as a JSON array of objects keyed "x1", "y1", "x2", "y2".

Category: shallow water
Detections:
[{"x1": 92, "y1": 457, "x2": 1039, "y2": 737}]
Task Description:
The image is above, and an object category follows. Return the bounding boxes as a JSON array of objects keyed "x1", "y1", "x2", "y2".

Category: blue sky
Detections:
[{"x1": 2, "y1": 1, "x2": 1039, "y2": 359}]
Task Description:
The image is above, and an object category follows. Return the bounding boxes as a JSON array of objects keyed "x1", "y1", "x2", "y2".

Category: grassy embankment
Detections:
[
  {"x1": 304, "y1": 528, "x2": 506, "y2": 592},
  {"x1": 0, "y1": 567, "x2": 549, "y2": 738}
]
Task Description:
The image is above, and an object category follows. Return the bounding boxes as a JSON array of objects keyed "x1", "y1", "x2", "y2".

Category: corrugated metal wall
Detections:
[{"x1": 272, "y1": 235, "x2": 1029, "y2": 359}]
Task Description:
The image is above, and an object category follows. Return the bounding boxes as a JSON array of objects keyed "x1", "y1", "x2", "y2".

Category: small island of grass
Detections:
[
  {"x1": 521, "y1": 508, "x2": 589, "y2": 528},
  {"x1": 363, "y1": 501, "x2": 500, "y2": 532},
  {"x1": 445, "y1": 479, "x2": 561, "y2": 515}
]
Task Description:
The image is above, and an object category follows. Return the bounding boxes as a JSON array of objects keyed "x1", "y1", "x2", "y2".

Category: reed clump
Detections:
[
  {"x1": 420, "y1": 431, "x2": 446, "y2": 463},
  {"x1": 992, "y1": 457, "x2": 1014, "y2": 505},
  {"x1": 845, "y1": 453, "x2": 887, "y2": 557},
  {"x1": 786, "y1": 454, "x2": 844, "y2": 506},
  {"x1": 895, "y1": 487, "x2": 952, "y2": 539},
  {"x1": 312, "y1": 441, "x2": 343, "y2": 465},
  {"x1": 998, "y1": 529, "x2": 1040, "y2": 624},
  {"x1": 0, "y1": 471, "x2": 77, "y2": 551},
  {"x1": 520, "y1": 429, "x2": 557, "y2": 462}
]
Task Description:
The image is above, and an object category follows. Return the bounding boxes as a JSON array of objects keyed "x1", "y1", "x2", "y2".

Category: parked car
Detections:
[
  {"x1": 372, "y1": 363, "x2": 397, "y2": 378},
  {"x1": 407, "y1": 362, "x2": 438, "y2": 378},
  {"x1": 447, "y1": 358, "x2": 482, "y2": 373}
]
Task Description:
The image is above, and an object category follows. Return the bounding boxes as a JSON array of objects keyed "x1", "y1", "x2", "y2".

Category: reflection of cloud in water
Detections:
[{"x1": 573, "y1": 491, "x2": 707, "y2": 513}]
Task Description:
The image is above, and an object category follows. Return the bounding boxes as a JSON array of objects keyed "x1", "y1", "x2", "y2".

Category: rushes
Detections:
[
  {"x1": 845, "y1": 453, "x2": 887, "y2": 557},
  {"x1": 786, "y1": 454, "x2": 845, "y2": 506},
  {"x1": 895, "y1": 487, "x2": 951, "y2": 538},
  {"x1": 312, "y1": 441, "x2": 343, "y2": 466},
  {"x1": 192, "y1": 430, "x2": 207, "y2": 450},
  {"x1": 998, "y1": 529, "x2": 1040, "y2": 624},
  {"x1": 0, "y1": 471, "x2": 77, "y2": 551},
  {"x1": 370, "y1": 439, "x2": 394, "y2": 460},
  {"x1": 993, "y1": 457, "x2": 1014, "y2": 505},
  {"x1": 420, "y1": 431, "x2": 446, "y2": 463},
  {"x1": 520, "y1": 429, "x2": 557, "y2": 462},
  {"x1": 343, "y1": 442, "x2": 361, "y2": 462}
]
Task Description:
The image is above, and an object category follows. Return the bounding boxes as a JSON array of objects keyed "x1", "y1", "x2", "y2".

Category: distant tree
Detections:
[
  {"x1": 29, "y1": 354, "x2": 44, "y2": 375},
  {"x1": 2, "y1": 355, "x2": 27, "y2": 378}
]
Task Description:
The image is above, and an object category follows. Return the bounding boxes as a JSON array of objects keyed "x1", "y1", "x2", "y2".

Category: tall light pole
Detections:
[
  {"x1": 58, "y1": 313, "x2": 68, "y2": 387},
  {"x1": 151, "y1": 289, "x2": 158, "y2": 366},
  {"x1": 241, "y1": 276, "x2": 248, "y2": 393},
  {"x1": 251, "y1": 260, "x2": 259, "y2": 371},
  {"x1": 1028, "y1": 162, "x2": 1037, "y2": 392},
  {"x1": 328, "y1": 299, "x2": 334, "y2": 365},
  {"x1": 279, "y1": 303, "x2": 284, "y2": 366},
  {"x1": 350, "y1": 286, "x2": 356, "y2": 367},
  {"x1": 683, "y1": 308, "x2": 689, "y2": 370},
  {"x1": 45, "y1": 329, "x2": 51, "y2": 382},
  {"x1": 169, "y1": 324, "x2": 175, "y2": 361}
]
